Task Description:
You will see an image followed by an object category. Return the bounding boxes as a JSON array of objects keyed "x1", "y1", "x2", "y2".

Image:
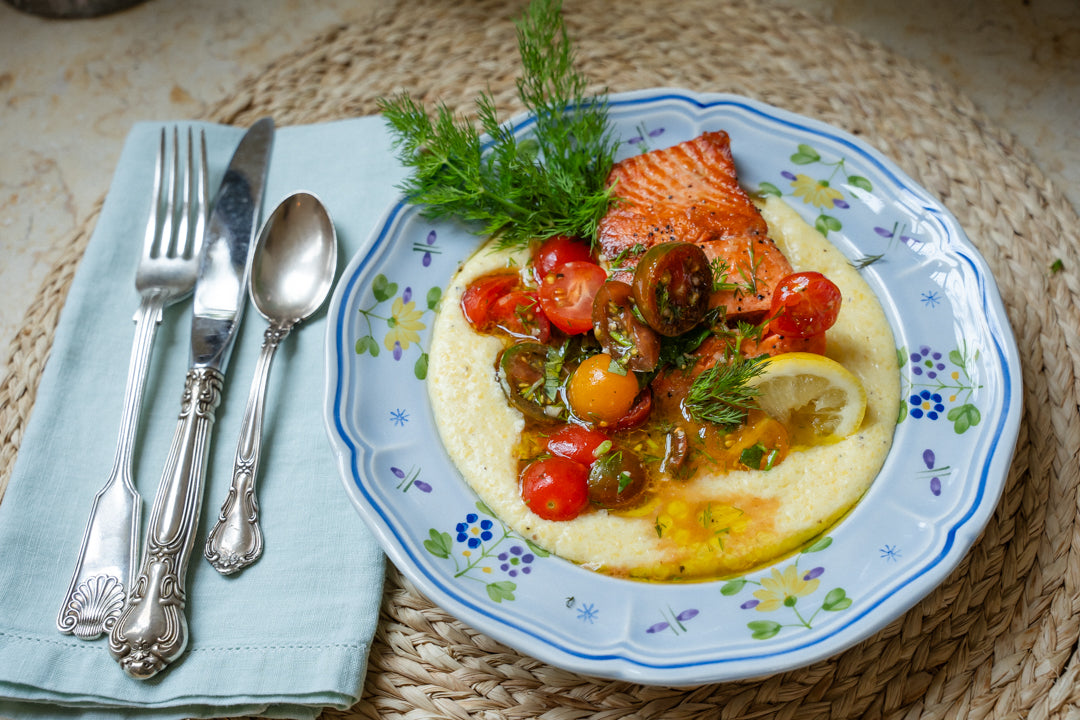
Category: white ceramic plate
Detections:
[{"x1": 324, "y1": 88, "x2": 1022, "y2": 685}]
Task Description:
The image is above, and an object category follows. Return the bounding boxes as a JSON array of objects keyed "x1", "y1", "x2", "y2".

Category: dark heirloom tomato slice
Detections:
[
  {"x1": 532, "y1": 234, "x2": 594, "y2": 280},
  {"x1": 613, "y1": 387, "x2": 652, "y2": 430},
  {"x1": 538, "y1": 261, "x2": 607, "y2": 335},
  {"x1": 498, "y1": 342, "x2": 564, "y2": 423},
  {"x1": 544, "y1": 423, "x2": 610, "y2": 465},
  {"x1": 631, "y1": 242, "x2": 712, "y2": 336},
  {"x1": 520, "y1": 457, "x2": 590, "y2": 521},
  {"x1": 490, "y1": 290, "x2": 551, "y2": 342},
  {"x1": 461, "y1": 272, "x2": 518, "y2": 331},
  {"x1": 592, "y1": 280, "x2": 660, "y2": 372},
  {"x1": 769, "y1": 271, "x2": 842, "y2": 338},
  {"x1": 587, "y1": 447, "x2": 648, "y2": 509}
]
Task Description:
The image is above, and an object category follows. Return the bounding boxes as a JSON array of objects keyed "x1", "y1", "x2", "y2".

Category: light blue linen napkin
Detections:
[{"x1": 0, "y1": 117, "x2": 403, "y2": 719}]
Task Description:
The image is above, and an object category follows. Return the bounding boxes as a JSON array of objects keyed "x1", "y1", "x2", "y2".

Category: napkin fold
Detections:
[{"x1": 0, "y1": 117, "x2": 403, "y2": 719}]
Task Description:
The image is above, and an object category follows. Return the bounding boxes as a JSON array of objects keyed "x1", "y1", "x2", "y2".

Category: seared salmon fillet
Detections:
[{"x1": 597, "y1": 131, "x2": 792, "y2": 319}]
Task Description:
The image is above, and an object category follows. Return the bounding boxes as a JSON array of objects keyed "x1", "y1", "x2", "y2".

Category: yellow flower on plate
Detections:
[
  {"x1": 753, "y1": 564, "x2": 820, "y2": 612},
  {"x1": 790, "y1": 173, "x2": 843, "y2": 208},
  {"x1": 384, "y1": 297, "x2": 425, "y2": 351}
]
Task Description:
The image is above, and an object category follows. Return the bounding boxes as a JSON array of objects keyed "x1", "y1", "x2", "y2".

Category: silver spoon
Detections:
[{"x1": 204, "y1": 192, "x2": 337, "y2": 575}]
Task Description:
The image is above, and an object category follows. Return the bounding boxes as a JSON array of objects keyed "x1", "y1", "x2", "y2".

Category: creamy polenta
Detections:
[{"x1": 427, "y1": 197, "x2": 899, "y2": 581}]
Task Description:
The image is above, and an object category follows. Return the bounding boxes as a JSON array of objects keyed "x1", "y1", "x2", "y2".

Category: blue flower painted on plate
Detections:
[
  {"x1": 422, "y1": 501, "x2": 549, "y2": 603},
  {"x1": 921, "y1": 291, "x2": 942, "y2": 308},
  {"x1": 880, "y1": 545, "x2": 901, "y2": 562},
  {"x1": 390, "y1": 408, "x2": 409, "y2": 426},
  {"x1": 457, "y1": 513, "x2": 495, "y2": 548},
  {"x1": 898, "y1": 342, "x2": 983, "y2": 433},
  {"x1": 576, "y1": 603, "x2": 599, "y2": 624}
]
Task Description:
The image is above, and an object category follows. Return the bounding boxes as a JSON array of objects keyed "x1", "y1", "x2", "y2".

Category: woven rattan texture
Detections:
[{"x1": 3, "y1": 0, "x2": 1080, "y2": 717}]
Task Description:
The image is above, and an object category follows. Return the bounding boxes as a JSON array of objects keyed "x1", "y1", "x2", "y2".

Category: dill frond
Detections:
[
  {"x1": 683, "y1": 355, "x2": 767, "y2": 429},
  {"x1": 377, "y1": 0, "x2": 617, "y2": 249}
]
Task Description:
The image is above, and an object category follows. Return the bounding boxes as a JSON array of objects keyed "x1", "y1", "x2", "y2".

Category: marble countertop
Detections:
[{"x1": 1, "y1": 0, "x2": 1077, "y2": 370}]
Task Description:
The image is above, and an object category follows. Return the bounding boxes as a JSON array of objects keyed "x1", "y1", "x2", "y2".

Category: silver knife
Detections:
[{"x1": 108, "y1": 117, "x2": 274, "y2": 680}]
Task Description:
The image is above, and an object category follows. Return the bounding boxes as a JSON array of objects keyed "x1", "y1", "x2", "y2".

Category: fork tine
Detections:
[
  {"x1": 176, "y1": 128, "x2": 208, "y2": 262},
  {"x1": 191, "y1": 129, "x2": 208, "y2": 262},
  {"x1": 157, "y1": 127, "x2": 179, "y2": 260},
  {"x1": 142, "y1": 129, "x2": 167, "y2": 261},
  {"x1": 173, "y1": 128, "x2": 194, "y2": 260}
]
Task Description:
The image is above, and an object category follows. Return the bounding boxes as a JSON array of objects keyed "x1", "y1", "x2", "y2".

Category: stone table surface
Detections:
[{"x1": 1, "y1": 0, "x2": 1077, "y2": 368}]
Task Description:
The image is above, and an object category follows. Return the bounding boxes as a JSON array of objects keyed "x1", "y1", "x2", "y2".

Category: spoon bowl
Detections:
[
  {"x1": 204, "y1": 192, "x2": 337, "y2": 575},
  {"x1": 251, "y1": 193, "x2": 337, "y2": 326}
]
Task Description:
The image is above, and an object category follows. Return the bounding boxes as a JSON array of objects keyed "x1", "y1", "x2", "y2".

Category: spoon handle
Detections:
[{"x1": 204, "y1": 323, "x2": 290, "y2": 575}]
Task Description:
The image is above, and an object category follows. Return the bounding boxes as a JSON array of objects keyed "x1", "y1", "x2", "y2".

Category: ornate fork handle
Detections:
[
  {"x1": 204, "y1": 322, "x2": 292, "y2": 574},
  {"x1": 108, "y1": 366, "x2": 222, "y2": 679},
  {"x1": 57, "y1": 295, "x2": 162, "y2": 640}
]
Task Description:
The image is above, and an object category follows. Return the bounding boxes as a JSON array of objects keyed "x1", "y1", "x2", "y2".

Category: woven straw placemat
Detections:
[{"x1": 4, "y1": 0, "x2": 1080, "y2": 717}]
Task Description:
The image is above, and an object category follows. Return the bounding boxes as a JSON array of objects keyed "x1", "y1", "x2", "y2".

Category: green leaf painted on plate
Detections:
[
  {"x1": 748, "y1": 620, "x2": 782, "y2": 640},
  {"x1": 427, "y1": 286, "x2": 443, "y2": 310},
  {"x1": 791, "y1": 144, "x2": 820, "y2": 165},
  {"x1": 372, "y1": 274, "x2": 398, "y2": 302},
  {"x1": 823, "y1": 588, "x2": 852, "y2": 611},
  {"x1": 947, "y1": 403, "x2": 981, "y2": 434},
  {"x1": 487, "y1": 581, "x2": 517, "y2": 603},
  {"x1": 424, "y1": 529, "x2": 452, "y2": 559},
  {"x1": 847, "y1": 175, "x2": 873, "y2": 193},
  {"x1": 815, "y1": 214, "x2": 842, "y2": 235},
  {"x1": 414, "y1": 353, "x2": 429, "y2": 380},
  {"x1": 721, "y1": 578, "x2": 747, "y2": 596},
  {"x1": 803, "y1": 537, "x2": 832, "y2": 553},
  {"x1": 758, "y1": 181, "x2": 782, "y2": 197}
]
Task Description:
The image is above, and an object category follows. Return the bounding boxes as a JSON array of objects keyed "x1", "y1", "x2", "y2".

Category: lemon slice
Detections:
[{"x1": 749, "y1": 352, "x2": 867, "y2": 445}]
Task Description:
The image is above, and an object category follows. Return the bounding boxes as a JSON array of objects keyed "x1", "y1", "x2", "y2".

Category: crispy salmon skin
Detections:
[{"x1": 597, "y1": 130, "x2": 792, "y2": 319}]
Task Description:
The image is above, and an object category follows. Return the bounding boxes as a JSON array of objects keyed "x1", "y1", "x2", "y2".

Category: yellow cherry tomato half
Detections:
[{"x1": 567, "y1": 353, "x2": 640, "y2": 427}]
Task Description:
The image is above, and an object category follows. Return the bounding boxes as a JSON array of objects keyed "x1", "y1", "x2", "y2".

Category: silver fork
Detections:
[{"x1": 57, "y1": 127, "x2": 208, "y2": 641}]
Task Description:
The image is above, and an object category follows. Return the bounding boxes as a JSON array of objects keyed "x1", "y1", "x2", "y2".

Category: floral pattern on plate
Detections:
[{"x1": 325, "y1": 88, "x2": 1022, "y2": 685}]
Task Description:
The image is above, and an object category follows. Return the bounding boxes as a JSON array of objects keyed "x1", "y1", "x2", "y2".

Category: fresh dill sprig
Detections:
[
  {"x1": 683, "y1": 355, "x2": 768, "y2": 429},
  {"x1": 377, "y1": 0, "x2": 618, "y2": 249}
]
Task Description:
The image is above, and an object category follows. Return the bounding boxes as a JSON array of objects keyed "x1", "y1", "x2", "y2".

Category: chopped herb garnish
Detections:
[
  {"x1": 739, "y1": 441, "x2": 779, "y2": 470},
  {"x1": 543, "y1": 341, "x2": 568, "y2": 401},
  {"x1": 710, "y1": 257, "x2": 739, "y2": 293},
  {"x1": 684, "y1": 355, "x2": 768, "y2": 429}
]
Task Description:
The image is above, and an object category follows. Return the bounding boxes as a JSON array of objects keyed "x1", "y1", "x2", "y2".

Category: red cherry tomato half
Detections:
[
  {"x1": 520, "y1": 457, "x2": 590, "y2": 521},
  {"x1": 490, "y1": 291, "x2": 551, "y2": 342},
  {"x1": 532, "y1": 234, "x2": 594, "y2": 280},
  {"x1": 461, "y1": 272, "x2": 518, "y2": 331},
  {"x1": 613, "y1": 387, "x2": 653, "y2": 430},
  {"x1": 545, "y1": 424, "x2": 610, "y2": 465},
  {"x1": 769, "y1": 271, "x2": 842, "y2": 338},
  {"x1": 538, "y1": 261, "x2": 607, "y2": 334}
]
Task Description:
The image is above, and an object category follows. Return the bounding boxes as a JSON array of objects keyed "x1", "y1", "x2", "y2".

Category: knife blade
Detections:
[{"x1": 108, "y1": 117, "x2": 274, "y2": 680}]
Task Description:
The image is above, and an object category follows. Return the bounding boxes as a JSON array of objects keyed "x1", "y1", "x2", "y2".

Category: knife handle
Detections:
[{"x1": 108, "y1": 366, "x2": 223, "y2": 679}]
